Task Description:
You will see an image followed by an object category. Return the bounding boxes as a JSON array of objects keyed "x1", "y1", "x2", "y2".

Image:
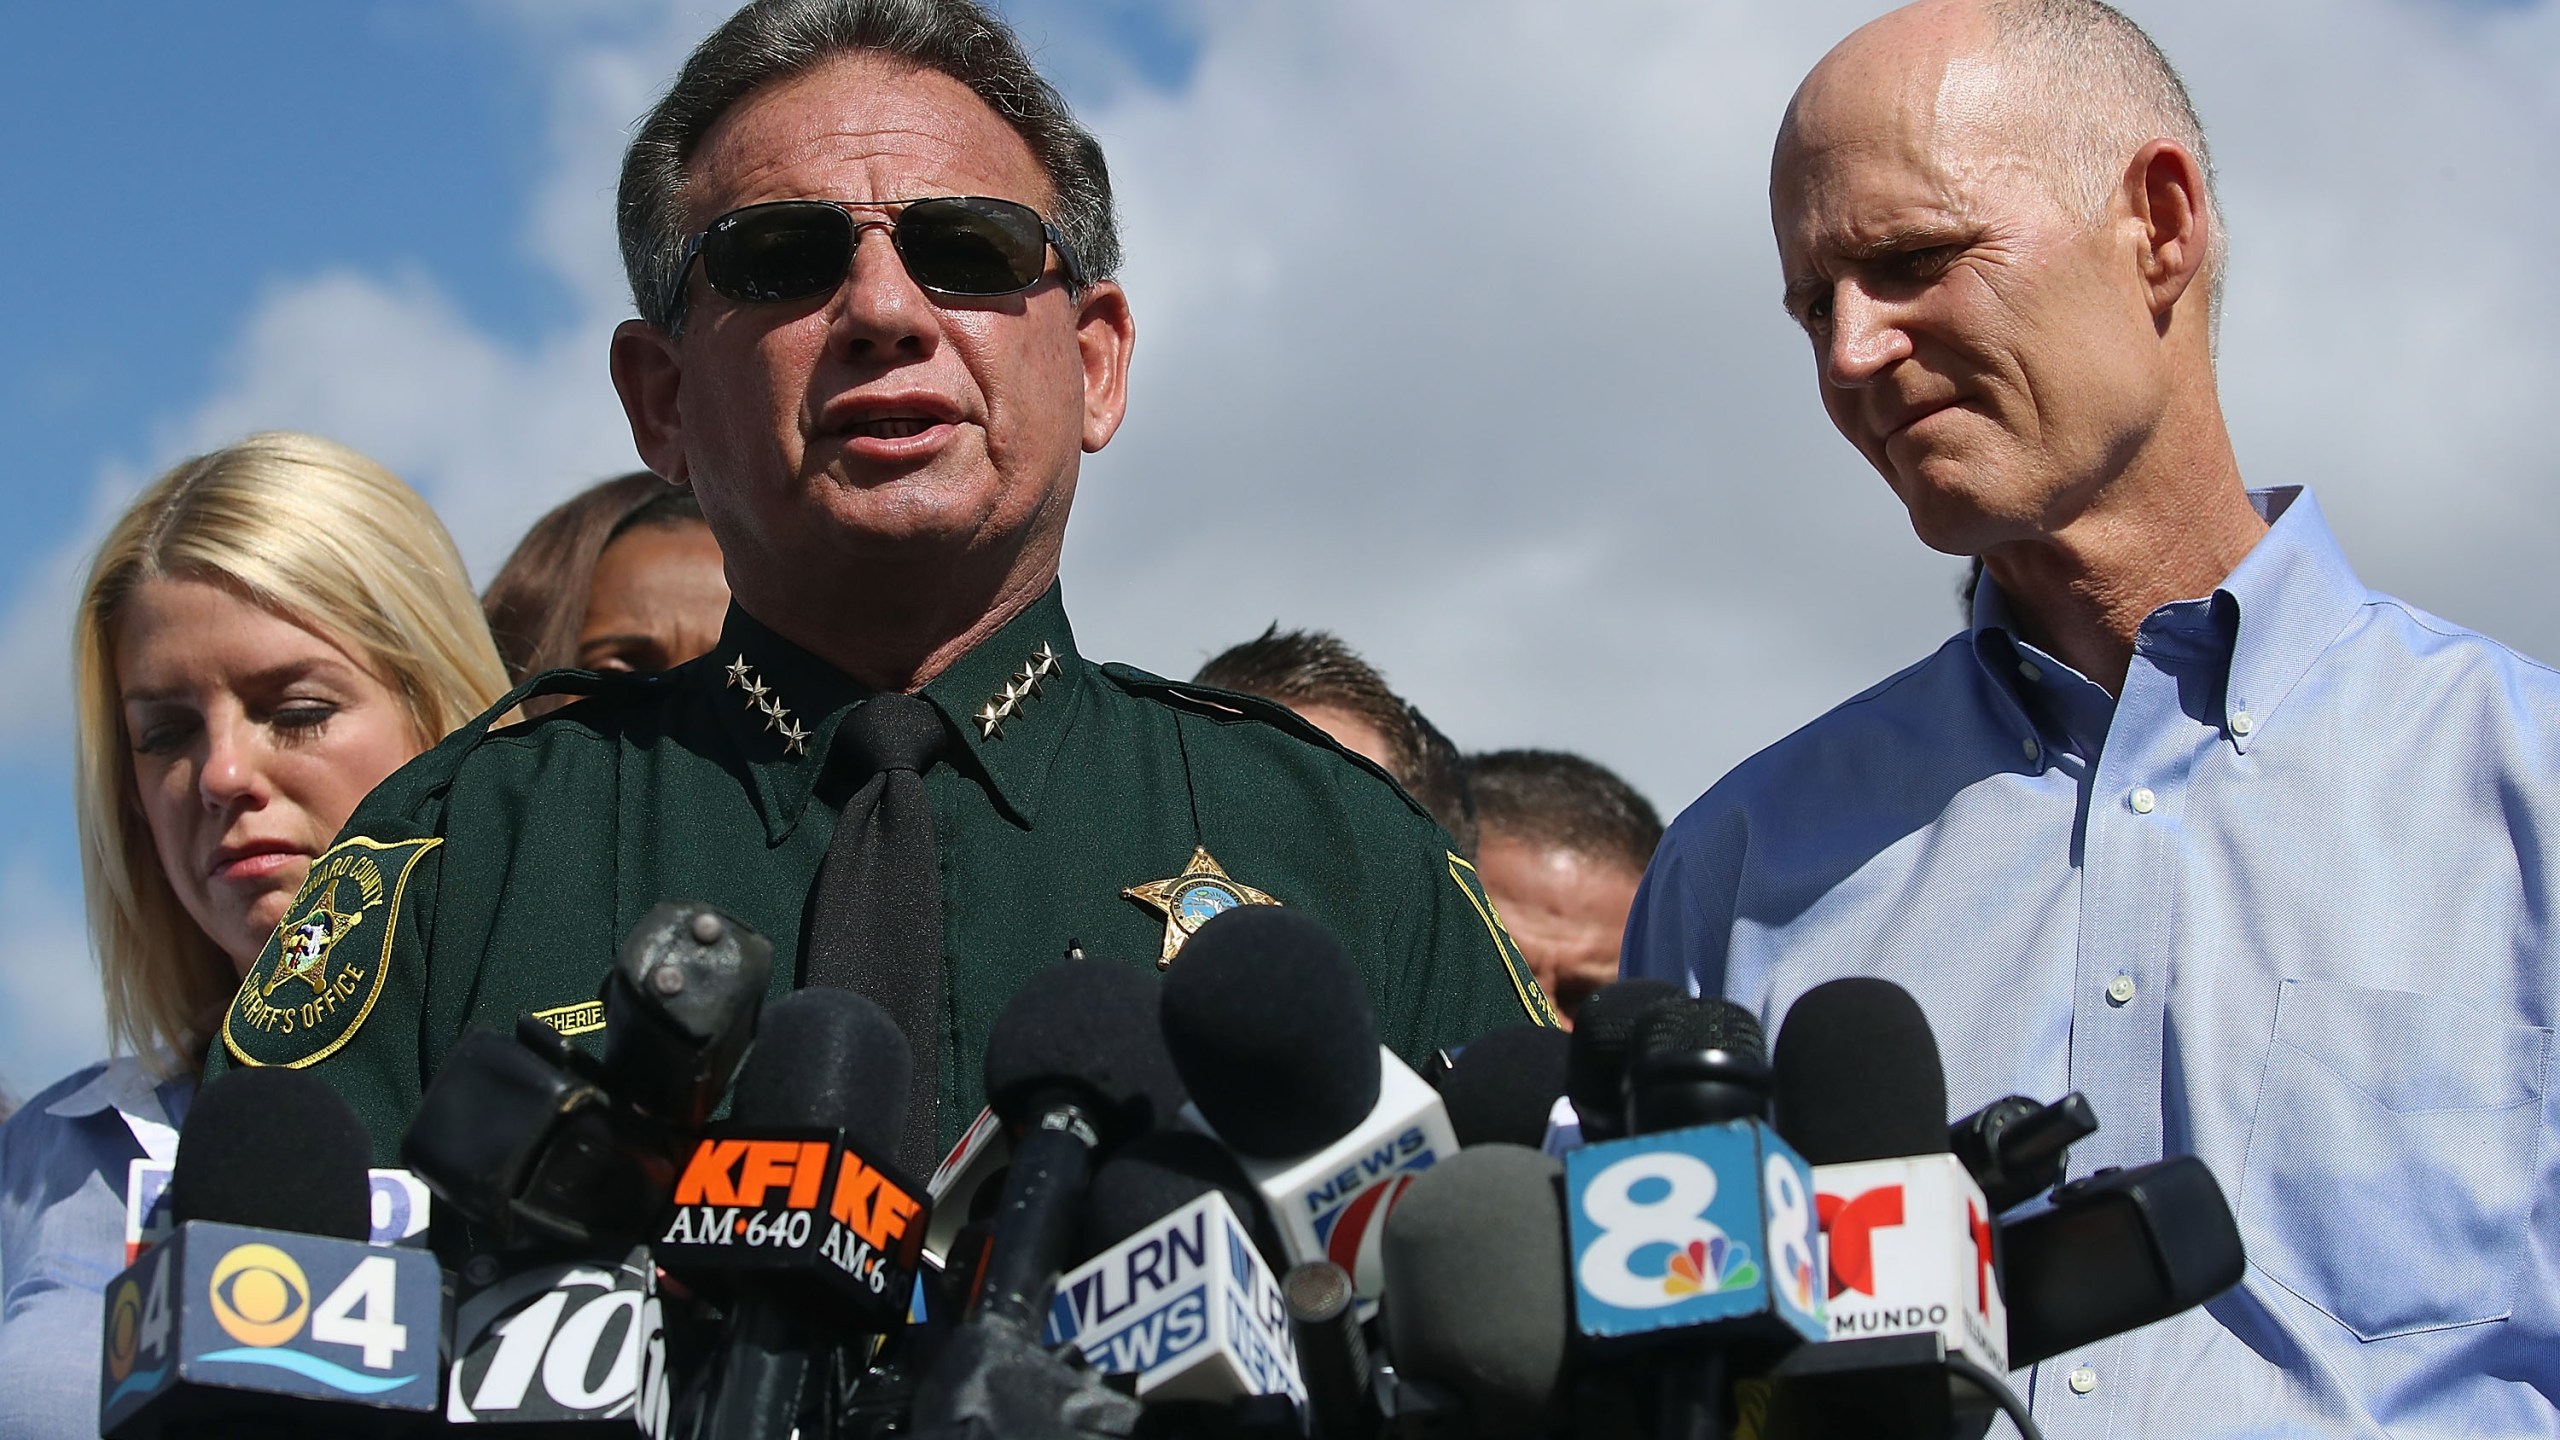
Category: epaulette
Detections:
[
  {"x1": 361, "y1": 666, "x2": 670, "y2": 816},
  {"x1": 481, "y1": 665, "x2": 672, "y2": 736},
  {"x1": 1097, "y1": 663, "x2": 1438, "y2": 825}
]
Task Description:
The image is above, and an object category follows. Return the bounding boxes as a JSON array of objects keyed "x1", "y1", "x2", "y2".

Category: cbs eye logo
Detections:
[
  {"x1": 209, "y1": 1244, "x2": 312, "y2": 1347},
  {"x1": 105, "y1": 1281, "x2": 143, "y2": 1380}
]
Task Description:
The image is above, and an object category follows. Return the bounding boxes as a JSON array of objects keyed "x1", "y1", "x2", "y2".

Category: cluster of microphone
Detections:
[{"x1": 94, "y1": 900, "x2": 2248, "y2": 1439}]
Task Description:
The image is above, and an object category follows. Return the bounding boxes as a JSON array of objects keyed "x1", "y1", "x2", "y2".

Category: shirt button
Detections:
[
  {"x1": 2230, "y1": 710, "x2": 2255, "y2": 737},
  {"x1": 2128, "y1": 786, "x2": 2156, "y2": 814},
  {"x1": 2106, "y1": 975, "x2": 2137, "y2": 1007},
  {"x1": 2017, "y1": 660, "x2": 2042, "y2": 683},
  {"x1": 2021, "y1": 737, "x2": 2039, "y2": 761},
  {"x1": 2068, "y1": 1366, "x2": 2099, "y2": 1395}
]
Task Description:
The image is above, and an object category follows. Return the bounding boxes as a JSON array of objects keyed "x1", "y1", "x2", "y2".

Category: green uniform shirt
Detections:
[{"x1": 209, "y1": 585, "x2": 1553, "y2": 1162}]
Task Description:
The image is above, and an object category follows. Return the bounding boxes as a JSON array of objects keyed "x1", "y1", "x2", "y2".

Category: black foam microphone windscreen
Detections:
[
  {"x1": 1380, "y1": 1144, "x2": 1571, "y2": 1439},
  {"x1": 730, "y1": 987, "x2": 912, "y2": 1156},
  {"x1": 1564, "y1": 978, "x2": 1684, "y2": 1138},
  {"x1": 1437, "y1": 1024, "x2": 1572, "y2": 1149},
  {"x1": 1771, "y1": 977, "x2": 1949, "y2": 1164},
  {"x1": 1159, "y1": 906, "x2": 1381, "y2": 1158},
  {"x1": 168, "y1": 1066, "x2": 371, "y2": 1240},
  {"x1": 1631, "y1": 994, "x2": 1766, "y2": 1062},
  {"x1": 1077, "y1": 1130, "x2": 1283, "y2": 1267},
  {"x1": 982, "y1": 955, "x2": 1187, "y2": 1136}
]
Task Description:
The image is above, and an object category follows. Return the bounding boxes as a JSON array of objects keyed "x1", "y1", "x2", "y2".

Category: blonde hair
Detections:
[{"x1": 73, "y1": 432, "x2": 511, "y2": 1074}]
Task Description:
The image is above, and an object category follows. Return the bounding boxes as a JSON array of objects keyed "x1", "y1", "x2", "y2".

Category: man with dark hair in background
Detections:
[
  {"x1": 209, "y1": 0, "x2": 1553, "y2": 1176},
  {"x1": 1470, "y1": 750, "x2": 1660, "y2": 1027},
  {"x1": 1195, "y1": 625, "x2": 1478, "y2": 856}
]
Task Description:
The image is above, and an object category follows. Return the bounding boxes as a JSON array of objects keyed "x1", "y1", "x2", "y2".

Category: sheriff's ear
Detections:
[{"x1": 611, "y1": 319, "x2": 691, "y2": 485}]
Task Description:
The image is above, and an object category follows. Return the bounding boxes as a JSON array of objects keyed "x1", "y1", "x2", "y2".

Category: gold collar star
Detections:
[
  {"x1": 1124, "y1": 846, "x2": 1280, "y2": 967},
  {"x1": 976, "y1": 640, "x2": 1065, "y2": 740}
]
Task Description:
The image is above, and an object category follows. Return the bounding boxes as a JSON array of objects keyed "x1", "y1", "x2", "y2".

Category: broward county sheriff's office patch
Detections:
[
  {"x1": 1123, "y1": 845, "x2": 1279, "y2": 967},
  {"x1": 224, "y1": 836, "x2": 439, "y2": 1068}
]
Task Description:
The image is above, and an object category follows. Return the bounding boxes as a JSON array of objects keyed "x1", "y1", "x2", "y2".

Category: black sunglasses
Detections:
[{"x1": 667, "y1": 196, "x2": 1087, "y2": 324}]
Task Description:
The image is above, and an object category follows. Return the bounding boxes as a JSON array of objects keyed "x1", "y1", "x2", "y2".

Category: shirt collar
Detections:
[
  {"x1": 2212, "y1": 486, "x2": 2370, "y2": 752},
  {"x1": 1964, "y1": 486, "x2": 2368, "y2": 754},
  {"x1": 715, "y1": 583, "x2": 1085, "y2": 843},
  {"x1": 45, "y1": 1052, "x2": 190, "y2": 1131}
]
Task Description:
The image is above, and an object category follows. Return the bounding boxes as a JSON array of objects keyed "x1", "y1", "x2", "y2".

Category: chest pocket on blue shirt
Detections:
[{"x1": 2238, "y1": 979, "x2": 2551, "y2": 1340}]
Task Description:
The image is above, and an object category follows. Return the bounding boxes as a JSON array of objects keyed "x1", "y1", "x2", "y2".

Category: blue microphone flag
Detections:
[
  {"x1": 101, "y1": 1220, "x2": 441, "y2": 1437},
  {"x1": 1565, "y1": 1120, "x2": 1827, "y2": 1347}
]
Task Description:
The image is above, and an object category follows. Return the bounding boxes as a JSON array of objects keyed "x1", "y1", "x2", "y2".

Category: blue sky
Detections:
[{"x1": 3, "y1": 0, "x2": 2555, "y2": 1094}]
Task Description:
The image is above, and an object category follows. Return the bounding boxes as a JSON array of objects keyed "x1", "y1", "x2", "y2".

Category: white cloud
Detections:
[
  {"x1": 17, "y1": 0, "x2": 2560, "y2": 795},
  {"x1": 0, "y1": 854, "x2": 111, "y2": 1101},
  {"x1": 4, "y1": 0, "x2": 2558, "y2": 1074}
]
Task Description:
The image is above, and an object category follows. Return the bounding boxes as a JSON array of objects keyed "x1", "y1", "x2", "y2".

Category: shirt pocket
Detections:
[{"x1": 2238, "y1": 978, "x2": 2551, "y2": 1340}]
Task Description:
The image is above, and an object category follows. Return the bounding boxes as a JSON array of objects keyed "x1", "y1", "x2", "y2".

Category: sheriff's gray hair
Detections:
[
  {"x1": 618, "y1": 0, "x2": 1119, "y2": 333},
  {"x1": 1990, "y1": 0, "x2": 2226, "y2": 325}
]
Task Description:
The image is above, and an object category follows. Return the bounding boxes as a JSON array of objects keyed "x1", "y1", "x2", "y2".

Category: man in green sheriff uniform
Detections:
[{"x1": 208, "y1": 0, "x2": 1551, "y2": 1164}]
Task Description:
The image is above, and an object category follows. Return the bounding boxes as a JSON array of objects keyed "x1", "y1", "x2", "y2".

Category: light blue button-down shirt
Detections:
[
  {"x1": 0, "y1": 1055, "x2": 192, "y2": 1440},
  {"x1": 1625, "y1": 487, "x2": 2559, "y2": 1438}
]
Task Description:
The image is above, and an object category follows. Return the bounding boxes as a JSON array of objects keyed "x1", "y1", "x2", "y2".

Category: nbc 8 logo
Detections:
[{"x1": 1577, "y1": 1151, "x2": 1817, "y2": 1311}]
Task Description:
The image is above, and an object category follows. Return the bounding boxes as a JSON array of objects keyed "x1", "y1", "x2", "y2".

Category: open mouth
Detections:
[{"x1": 849, "y1": 416, "x2": 943, "y2": 440}]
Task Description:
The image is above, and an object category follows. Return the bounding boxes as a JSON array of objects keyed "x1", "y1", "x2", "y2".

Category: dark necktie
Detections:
[{"x1": 806, "y1": 692, "x2": 951, "y2": 1177}]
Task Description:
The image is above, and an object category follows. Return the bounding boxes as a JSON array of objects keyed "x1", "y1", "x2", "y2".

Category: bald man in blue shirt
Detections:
[{"x1": 1623, "y1": 1, "x2": 2560, "y2": 1435}]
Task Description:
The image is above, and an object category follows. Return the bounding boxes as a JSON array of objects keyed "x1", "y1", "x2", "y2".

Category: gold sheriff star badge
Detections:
[{"x1": 1123, "y1": 846, "x2": 1279, "y2": 967}]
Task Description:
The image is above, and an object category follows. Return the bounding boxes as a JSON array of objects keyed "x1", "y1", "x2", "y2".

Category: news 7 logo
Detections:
[{"x1": 1576, "y1": 1150, "x2": 1818, "y2": 1312}]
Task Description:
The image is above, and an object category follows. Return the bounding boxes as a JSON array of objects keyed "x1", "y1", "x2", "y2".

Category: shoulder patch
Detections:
[
  {"x1": 1445, "y1": 852, "x2": 1561, "y2": 1028},
  {"x1": 223, "y1": 836, "x2": 439, "y2": 1068}
]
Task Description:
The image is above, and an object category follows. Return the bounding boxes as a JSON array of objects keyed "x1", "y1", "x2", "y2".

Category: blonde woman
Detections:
[{"x1": 0, "y1": 432, "x2": 508, "y2": 1435}]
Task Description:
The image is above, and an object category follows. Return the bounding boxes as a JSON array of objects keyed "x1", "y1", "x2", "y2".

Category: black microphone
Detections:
[
  {"x1": 909, "y1": 956, "x2": 1179, "y2": 1439},
  {"x1": 597, "y1": 903, "x2": 774, "y2": 1130},
  {"x1": 1769, "y1": 978, "x2": 1949, "y2": 1166},
  {"x1": 1948, "y1": 1093, "x2": 2098, "y2": 1216},
  {"x1": 1161, "y1": 907, "x2": 1459, "y2": 1301},
  {"x1": 1434, "y1": 1024, "x2": 1572, "y2": 1150},
  {"x1": 1283, "y1": 1260, "x2": 1376, "y2": 1440},
  {"x1": 1564, "y1": 979, "x2": 1685, "y2": 1145},
  {"x1": 1621, "y1": 995, "x2": 1769, "y2": 1136},
  {"x1": 2000, "y1": 1155, "x2": 2244, "y2": 1368},
  {"x1": 1762, "y1": 978, "x2": 2016, "y2": 1440},
  {"x1": 405, "y1": 902, "x2": 771, "y2": 1249},
  {"x1": 1378, "y1": 1144, "x2": 1573, "y2": 1440},
  {"x1": 100, "y1": 1067, "x2": 442, "y2": 1439},
  {"x1": 1561, "y1": 997, "x2": 1822, "y2": 1440},
  {"x1": 659, "y1": 988, "x2": 924, "y2": 1440},
  {"x1": 1076, "y1": 1129, "x2": 1284, "y2": 1269}
]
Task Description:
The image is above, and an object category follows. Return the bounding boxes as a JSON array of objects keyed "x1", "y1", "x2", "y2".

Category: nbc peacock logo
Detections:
[{"x1": 1661, "y1": 1235, "x2": 1760, "y2": 1298}]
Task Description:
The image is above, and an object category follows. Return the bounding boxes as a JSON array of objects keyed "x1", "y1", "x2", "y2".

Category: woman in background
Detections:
[
  {"x1": 481, "y1": 471, "x2": 728, "y2": 713},
  {"x1": 0, "y1": 432, "x2": 509, "y2": 1436}
]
